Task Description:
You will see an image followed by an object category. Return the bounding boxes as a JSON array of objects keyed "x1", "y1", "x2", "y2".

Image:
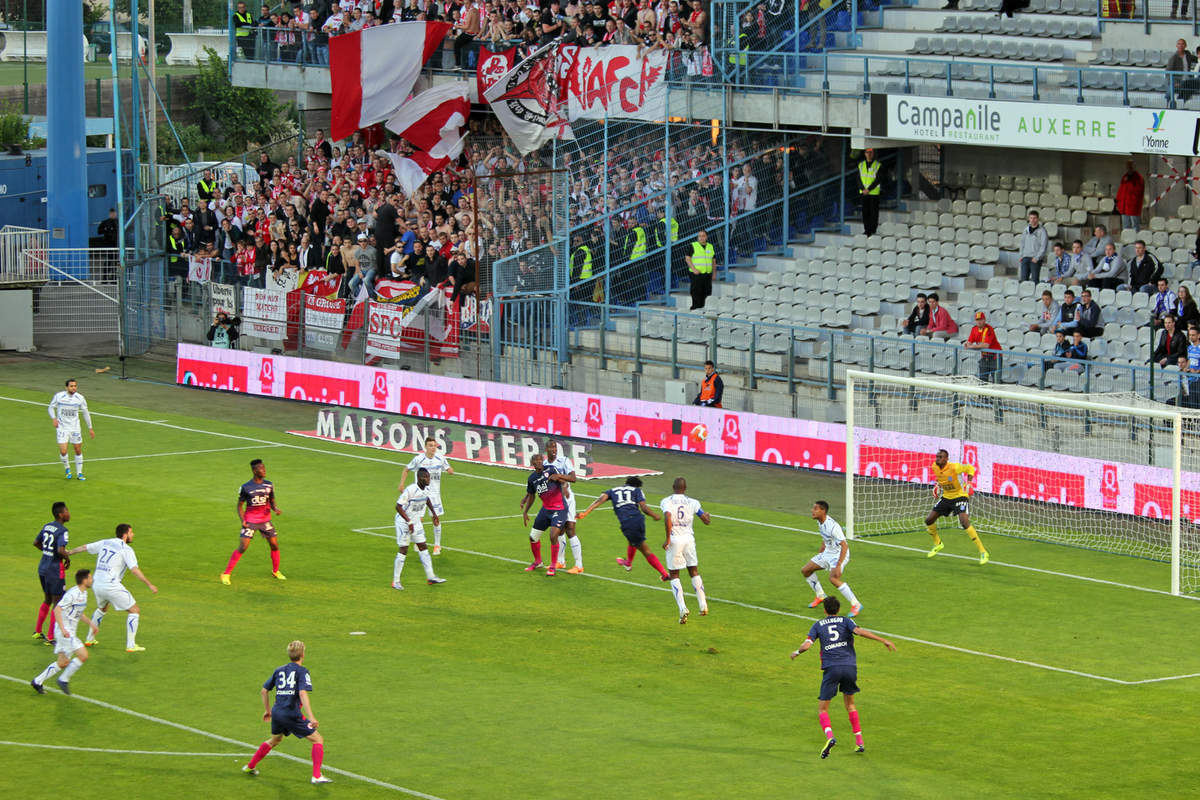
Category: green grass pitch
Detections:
[{"x1": 2, "y1": 357, "x2": 1200, "y2": 800}]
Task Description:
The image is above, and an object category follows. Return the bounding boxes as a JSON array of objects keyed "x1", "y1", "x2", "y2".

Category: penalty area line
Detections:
[
  {"x1": 0, "y1": 740, "x2": 246, "y2": 757},
  {"x1": 0, "y1": 674, "x2": 446, "y2": 799},
  {"x1": 0, "y1": 444, "x2": 280, "y2": 470},
  {"x1": 354, "y1": 514, "x2": 524, "y2": 532},
  {"x1": 348, "y1": 530, "x2": 1164, "y2": 686}
]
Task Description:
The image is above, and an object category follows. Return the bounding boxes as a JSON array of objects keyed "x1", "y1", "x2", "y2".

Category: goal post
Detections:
[{"x1": 845, "y1": 370, "x2": 1195, "y2": 596}]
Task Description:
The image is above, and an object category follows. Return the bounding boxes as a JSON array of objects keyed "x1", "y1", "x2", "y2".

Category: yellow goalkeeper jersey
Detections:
[{"x1": 932, "y1": 461, "x2": 975, "y2": 500}]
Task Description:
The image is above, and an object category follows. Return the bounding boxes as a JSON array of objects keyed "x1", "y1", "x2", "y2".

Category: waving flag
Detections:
[
  {"x1": 483, "y1": 39, "x2": 573, "y2": 155},
  {"x1": 329, "y1": 21, "x2": 451, "y2": 141}
]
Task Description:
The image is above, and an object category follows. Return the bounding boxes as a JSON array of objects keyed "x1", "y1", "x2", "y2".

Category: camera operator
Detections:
[{"x1": 207, "y1": 311, "x2": 241, "y2": 349}]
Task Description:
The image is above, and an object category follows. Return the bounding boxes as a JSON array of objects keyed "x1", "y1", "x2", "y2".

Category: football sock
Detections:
[
  {"x1": 393, "y1": 553, "x2": 406, "y2": 584},
  {"x1": 433, "y1": 524, "x2": 442, "y2": 549},
  {"x1": 34, "y1": 662, "x2": 61, "y2": 685},
  {"x1": 270, "y1": 549, "x2": 281, "y2": 572},
  {"x1": 837, "y1": 582, "x2": 860, "y2": 607},
  {"x1": 550, "y1": 540, "x2": 561, "y2": 568},
  {"x1": 59, "y1": 453, "x2": 69, "y2": 470},
  {"x1": 926, "y1": 524, "x2": 942, "y2": 545},
  {"x1": 669, "y1": 578, "x2": 688, "y2": 614},
  {"x1": 35, "y1": 603, "x2": 50, "y2": 636},
  {"x1": 806, "y1": 574, "x2": 825, "y2": 598},
  {"x1": 819, "y1": 711, "x2": 834, "y2": 741},
  {"x1": 126, "y1": 613, "x2": 139, "y2": 649},
  {"x1": 530, "y1": 539, "x2": 542, "y2": 564},
  {"x1": 569, "y1": 535, "x2": 583, "y2": 568},
  {"x1": 247, "y1": 741, "x2": 273, "y2": 769},
  {"x1": 311, "y1": 742, "x2": 324, "y2": 778},
  {"x1": 691, "y1": 575, "x2": 707, "y2": 611},
  {"x1": 848, "y1": 709, "x2": 863, "y2": 747},
  {"x1": 965, "y1": 525, "x2": 986, "y2": 553},
  {"x1": 418, "y1": 549, "x2": 435, "y2": 579},
  {"x1": 62, "y1": 657, "x2": 84, "y2": 681},
  {"x1": 224, "y1": 550, "x2": 243, "y2": 575},
  {"x1": 89, "y1": 609, "x2": 105, "y2": 638},
  {"x1": 626, "y1": 545, "x2": 638, "y2": 562},
  {"x1": 74, "y1": 454, "x2": 83, "y2": 474},
  {"x1": 644, "y1": 551, "x2": 670, "y2": 578}
]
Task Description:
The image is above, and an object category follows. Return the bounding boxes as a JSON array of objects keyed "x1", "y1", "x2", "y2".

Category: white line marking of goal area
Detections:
[
  {"x1": 1, "y1": 394, "x2": 1193, "y2": 603},
  {"x1": 0, "y1": 740, "x2": 246, "y2": 757},
  {"x1": 0, "y1": 674, "x2": 446, "y2": 799},
  {"x1": 0, "y1": 444, "x2": 279, "y2": 470},
  {"x1": 350, "y1": 528, "x2": 1200, "y2": 686}
]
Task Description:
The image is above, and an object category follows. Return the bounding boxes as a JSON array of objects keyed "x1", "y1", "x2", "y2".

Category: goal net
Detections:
[{"x1": 845, "y1": 370, "x2": 1200, "y2": 595}]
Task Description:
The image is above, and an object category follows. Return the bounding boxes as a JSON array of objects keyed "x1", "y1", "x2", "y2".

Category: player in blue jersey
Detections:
[
  {"x1": 243, "y1": 640, "x2": 331, "y2": 784},
  {"x1": 222, "y1": 459, "x2": 285, "y2": 584},
  {"x1": 577, "y1": 477, "x2": 671, "y2": 580},
  {"x1": 520, "y1": 454, "x2": 571, "y2": 576},
  {"x1": 32, "y1": 501, "x2": 71, "y2": 645},
  {"x1": 790, "y1": 596, "x2": 896, "y2": 758}
]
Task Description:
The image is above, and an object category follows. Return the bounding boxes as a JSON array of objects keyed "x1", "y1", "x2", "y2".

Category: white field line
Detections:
[
  {"x1": 351, "y1": 527, "x2": 1199, "y2": 686},
  {"x1": 0, "y1": 444, "x2": 278, "y2": 470},
  {"x1": 354, "y1": 514, "x2": 523, "y2": 531},
  {"x1": 0, "y1": 674, "x2": 446, "y2": 798},
  {"x1": 0, "y1": 740, "x2": 246, "y2": 757}
]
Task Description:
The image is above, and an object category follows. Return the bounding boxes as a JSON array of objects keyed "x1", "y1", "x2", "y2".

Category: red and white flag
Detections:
[
  {"x1": 329, "y1": 21, "x2": 451, "y2": 141},
  {"x1": 384, "y1": 83, "x2": 470, "y2": 154},
  {"x1": 477, "y1": 46, "x2": 517, "y2": 101},
  {"x1": 483, "y1": 40, "x2": 573, "y2": 155}
]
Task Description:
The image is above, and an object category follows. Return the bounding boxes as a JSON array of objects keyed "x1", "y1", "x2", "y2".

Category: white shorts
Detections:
[
  {"x1": 395, "y1": 516, "x2": 427, "y2": 547},
  {"x1": 56, "y1": 427, "x2": 82, "y2": 445},
  {"x1": 564, "y1": 491, "x2": 577, "y2": 523},
  {"x1": 94, "y1": 583, "x2": 135, "y2": 612},
  {"x1": 426, "y1": 491, "x2": 445, "y2": 517},
  {"x1": 55, "y1": 635, "x2": 83, "y2": 655},
  {"x1": 665, "y1": 532, "x2": 698, "y2": 570},
  {"x1": 811, "y1": 550, "x2": 849, "y2": 572}
]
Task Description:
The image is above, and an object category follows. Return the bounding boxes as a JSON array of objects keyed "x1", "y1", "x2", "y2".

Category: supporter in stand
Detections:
[
  {"x1": 1017, "y1": 210, "x2": 1048, "y2": 284},
  {"x1": 1082, "y1": 224, "x2": 1114, "y2": 263},
  {"x1": 918, "y1": 293, "x2": 958, "y2": 341},
  {"x1": 902, "y1": 293, "x2": 929, "y2": 335},
  {"x1": 1177, "y1": 285, "x2": 1200, "y2": 330},
  {"x1": 1153, "y1": 314, "x2": 1187, "y2": 368},
  {"x1": 1027, "y1": 290, "x2": 1059, "y2": 334},
  {"x1": 1115, "y1": 160, "x2": 1145, "y2": 232},
  {"x1": 1152, "y1": 278, "x2": 1179, "y2": 328},
  {"x1": 1126, "y1": 240, "x2": 1162, "y2": 294},
  {"x1": 1084, "y1": 242, "x2": 1126, "y2": 292}
]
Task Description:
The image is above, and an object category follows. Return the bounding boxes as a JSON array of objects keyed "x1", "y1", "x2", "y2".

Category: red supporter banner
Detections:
[
  {"x1": 176, "y1": 345, "x2": 1200, "y2": 520},
  {"x1": 477, "y1": 46, "x2": 516, "y2": 103}
]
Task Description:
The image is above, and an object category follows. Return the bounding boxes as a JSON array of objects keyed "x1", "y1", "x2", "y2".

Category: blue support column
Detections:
[{"x1": 46, "y1": 0, "x2": 88, "y2": 262}]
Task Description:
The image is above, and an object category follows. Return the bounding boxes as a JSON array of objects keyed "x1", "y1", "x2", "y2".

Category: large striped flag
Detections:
[{"x1": 329, "y1": 22, "x2": 451, "y2": 141}]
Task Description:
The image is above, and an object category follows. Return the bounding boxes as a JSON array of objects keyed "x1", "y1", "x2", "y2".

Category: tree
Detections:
[{"x1": 188, "y1": 47, "x2": 294, "y2": 150}]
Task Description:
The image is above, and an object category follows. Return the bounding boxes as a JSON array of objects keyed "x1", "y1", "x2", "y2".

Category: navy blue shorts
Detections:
[
  {"x1": 533, "y1": 508, "x2": 567, "y2": 531},
  {"x1": 39, "y1": 569, "x2": 65, "y2": 597},
  {"x1": 818, "y1": 665, "x2": 860, "y2": 700},
  {"x1": 620, "y1": 521, "x2": 647, "y2": 545},
  {"x1": 271, "y1": 712, "x2": 316, "y2": 739}
]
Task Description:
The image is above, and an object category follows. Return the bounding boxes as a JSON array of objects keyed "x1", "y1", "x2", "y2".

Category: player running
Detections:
[
  {"x1": 577, "y1": 476, "x2": 670, "y2": 580},
  {"x1": 400, "y1": 437, "x2": 454, "y2": 555},
  {"x1": 32, "y1": 501, "x2": 71, "y2": 645},
  {"x1": 791, "y1": 596, "x2": 896, "y2": 758},
  {"x1": 222, "y1": 459, "x2": 286, "y2": 584},
  {"x1": 925, "y1": 449, "x2": 989, "y2": 565},
  {"x1": 242, "y1": 640, "x2": 332, "y2": 784},
  {"x1": 48, "y1": 379, "x2": 94, "y2": 480},
  {"x1": 660, "y1": 477, "x2": 711, "y2": 624},
  {"x1": 31, "y1": 569, "x2": 99, "y2": 695},
  {"x1": 520, "y1": 454, "x2": 570, "y2": 576},
  {"x1": 545, "y1": 440, "x2": 584, "y2": 573},
  {"x1": 66, "y1": 523, "x2": 158, "y2": 652},
  {"x1": 392, "y1": 468, "x2": 447, "y2": 589},
  {"x1": 802, "y1": 501, "x2": 863, "y2": 617}
]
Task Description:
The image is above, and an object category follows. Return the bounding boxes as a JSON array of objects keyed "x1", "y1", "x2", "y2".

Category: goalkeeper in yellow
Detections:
[{"x1": 924, "y1": 449, "x2": 989, "y2": 565}]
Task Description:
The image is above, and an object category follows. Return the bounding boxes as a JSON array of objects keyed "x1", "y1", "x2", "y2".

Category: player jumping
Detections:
[
  {"x1": 660, "y1": 477, "x2": 711, "y2": 623},
  {"x1": 393, "y1": 468, "x2": 447, "y2": 589},
  {"x1": 577, "y1": 476, "x2": 670, "y2": 580},
  {"x1": 48, "y1": 378, "x2": 94, "y2": 480},
  {"x1": 520, "y1": 454, "x2": 570, "y2": 576},
  {"x1": 545, "y1": 441, "x2": 584, "y2": 573},
  {"x1": 31, "y1": 569, "x2": 98, "y2": 695},
  {"x1": 222, "y1": 459, "x2": 285, "y2": 584},
  {"x1": 802, "y1": 501, "x2": 862, "y2": 617},
  {"x1": 400, "y1": 437, "x2": 454, "y2": 555},
  {"x1": 32, "y1": 501, "x2": 71, "y2": 645},
  {"x1": 926, "y1": 449, "x2": 989, "y2": 565},
  {"x1": 243, "y1": 640, "x2": 332, "y2": 784},
  {"x1": 790, "y1": 595, "x2": 896, "y2": 758}
]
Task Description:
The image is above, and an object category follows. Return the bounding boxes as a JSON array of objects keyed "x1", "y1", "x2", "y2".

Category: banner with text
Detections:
[
  {"x1": 557, "y1": 45, "x2": 669, "y2": 122},
  {"x1": 176, "y1": 344, "x2": 1200, "y2": 523},
  {"x1": 211, "y1": 283, "x2": 236, "y2": 317},
  {"x1": 241, "y1": 287, "x2": 291, "y2": 340}
]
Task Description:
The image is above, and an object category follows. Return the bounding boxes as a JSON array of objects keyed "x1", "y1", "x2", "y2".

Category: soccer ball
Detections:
[{"x1": 689, "y1": 423, "x2": 708, "y2": 444}]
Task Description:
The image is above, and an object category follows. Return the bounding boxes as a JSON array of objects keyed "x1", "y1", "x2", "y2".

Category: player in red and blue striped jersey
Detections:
[{"x1": 520, "y1": 454, "x2": 571, "y2": 576}]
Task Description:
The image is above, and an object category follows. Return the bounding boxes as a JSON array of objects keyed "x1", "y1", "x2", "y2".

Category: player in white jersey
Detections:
[
  {"x1": 802, "y1": 501, "x2": 862, "y2": 617},
  {"x1": 48, "y1": 379, "x2": 95, "y2": 480},
  {"x1": 400, "y1": 437, "x2": 454, "y2": 555},
  {"x1": 31, "y1": 569, "x2": 98, "y2": 695},
  {"x1": 659, "y1": 477, "x2": 712, "y2": 624},
  {"x1": 392, "y1": 468, "x2": 446, "y2": 590},
  {"x1": 67, "y1": 524, "x2": 158, "y2": 652},
  {"x1": 545, "y1": 440, "x2": 584, "y2": 573}
]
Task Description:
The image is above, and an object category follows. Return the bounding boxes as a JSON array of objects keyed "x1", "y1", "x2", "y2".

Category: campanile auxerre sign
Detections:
[{"x1": 870, "y1": 94, "x2": 1200, "y2": 156}]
